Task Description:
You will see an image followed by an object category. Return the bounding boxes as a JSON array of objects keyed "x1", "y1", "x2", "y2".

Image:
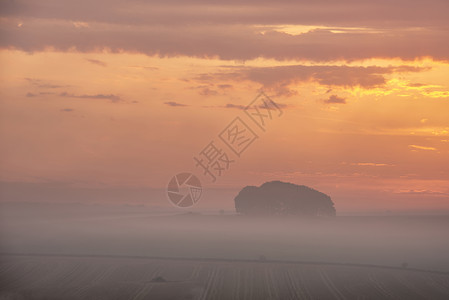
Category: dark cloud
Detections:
[
  {"x1": 2, "y1": 17, "x2": 448, "y2": 62},
  {"x1": 324, "y1": 95, "x2": 347, "y2": 104},
  {"x1": 60, "y1": 92, "x2": 121, "y2": 102},
  {"x1": 223, "y1": 102, "x2": 289, "y2": 110},
  {"x1": 26, "y1": 91, "x2": 55, "y2": 97},
  {"x1": 218, "y1": 84, "x2": 233, "y2": 89},
  {"x1": 85, "y1": 58, "x2": 107, "y2": 67},
  {"x1": 261, "y1": 102, "x2": 290, "y2": 110},
  {"x1": 194, "y1": 65, "x2": 426, "y2": 95},
  {"x1": 164, "y1": 101, "x2": 187, "y2": 107},
  {"x1": 1, "y1": 0, "x2": 448, "y2": 28},
  {"x1": 242, "y1": 65, "x2": 423, "y2": 88},
  {"x1": 224, "y1": 103, "x2": 246, "y2": 110},
  {"x1": 198, "y1": 87, "x2": 218, "y2": 96},
  {"x1": 60, "y1": 108, "x2": 74, "y2": 112},
  {"x1": 25, "y1": 78, "x2": 66, "y2": 89}
]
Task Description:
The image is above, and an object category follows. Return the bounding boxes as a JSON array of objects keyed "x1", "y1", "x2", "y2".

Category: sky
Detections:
[{"x1": 0, "y1": 0, "x2": 448, "y2": 213}]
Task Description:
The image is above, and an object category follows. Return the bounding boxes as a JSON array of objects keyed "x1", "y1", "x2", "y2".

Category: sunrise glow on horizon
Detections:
[{"x1": 1, "y1": 0, "x2": 449, "y2": 213}]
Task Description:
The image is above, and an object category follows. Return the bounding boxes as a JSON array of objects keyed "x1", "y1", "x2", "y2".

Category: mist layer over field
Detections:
[{"x1": 1, "y1": 203, "x2": 448, "y2": 272}]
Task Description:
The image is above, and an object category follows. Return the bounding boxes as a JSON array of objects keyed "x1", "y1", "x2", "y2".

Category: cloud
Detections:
[
  {"x1": 25, "y1": 78, "x2": 66, "y2": 89},
  {"x1": 194, "y1": 65, "x2": 426, "y2": 95},
  {"x1": 409, "y1": 145, "x2": 437, "y2": 151},
  {"x1": 128, "y1": 65, "x2": 159, "y2": 71},
  {"x1": 244, "y1": 65, "x2": 423, "y2": 88},
  {"x1": 164, "y1": 101, "x2": 187, "y2": 107},
  {"x1": 408, "y1": 83, "x2": 427, "y2": 88},
  {"x1": 257, "y1": 102, "x2": 290, "y2": 110},
  {"x1": 73, "y1": 21, "x2": 89, "y2": 28},
  {"x1": 224, "y1": 103, "x2": 246, "y2": 110},
  {"x1": 188, "y1": 85, "x2": 220, "y2": 96},
  {"x1": 1, "y1": 0, "x2": 448, "y2": 29},
  {"x1": 324, "y1": 95, "x2": 346, "y2": 104},
  {"x1": 218, "y1": 84, "x2": 232, "y2": 89},
  {"x1": 221, "y1": 102, "x2": 289, "y2": 110},
  {"x1": 85, "y1": 58, "x2": 107, "y2": 67},
  {"x1": 2, "y1": 14, "x2": 448, "y2": 62},
  {"x1": 393, "y1": 189, "x2": 448, "y2": 196},
  {"x1": 26, "y1": 92, "x2": 55, "y2": 97},
  {"x1": 60, "y1": 108, "x2": 74, "y2": 112},
  {"x1": 60, "y1": 92, "x2": 121, "y2": 102},
  {"x1": 352, "y1": 162, "x2": 391, "y2": 167},
  {"x1": 198, "y1": 87, "x2": 218, "y2": 96},
  {"x1": 422, "y1": 90, "x2": 449, "y2": 98}
]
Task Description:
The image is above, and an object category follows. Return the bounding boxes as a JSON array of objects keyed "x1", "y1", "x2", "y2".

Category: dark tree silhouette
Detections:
[{"x1": 234, "y1": 181, "x2": 336, "y2": 217}]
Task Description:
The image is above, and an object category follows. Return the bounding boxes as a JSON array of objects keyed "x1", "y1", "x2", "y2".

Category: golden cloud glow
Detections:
[{"x1": 409, "y1": 145, "x2": 437, "y2": 151}]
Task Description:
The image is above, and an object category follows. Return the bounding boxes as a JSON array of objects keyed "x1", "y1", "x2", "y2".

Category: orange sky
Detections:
[{"x1": 1, "y1": 0, "x2": 448, "y2": 212}]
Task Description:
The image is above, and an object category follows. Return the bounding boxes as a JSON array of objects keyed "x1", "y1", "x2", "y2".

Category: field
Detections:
[
  {"x1": 1, "y1": 203, "x2": 449, "y2": 299},
  {"x1": 1, "y1": 254, "x2": 449, "y2": 300}
]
